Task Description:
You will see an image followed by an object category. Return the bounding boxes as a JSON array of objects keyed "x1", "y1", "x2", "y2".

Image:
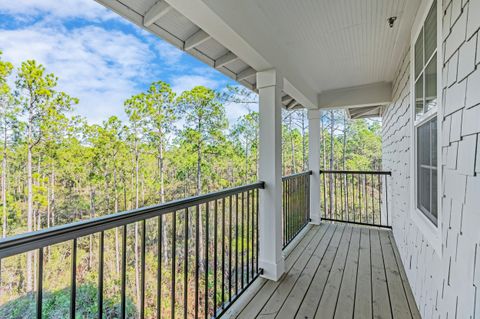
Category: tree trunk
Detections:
[
  {"x1": 196, "y1": 119, "x2": 205, "y2": 271},
  {"x1": 2, "y1": 124, "x2": 7, "y2": 238},
  {"x1": 290, "y1": 116, "x2": 296, "y2": 174},
  {"x1": 134, "y1": 140, "x2": 141, "y2": 312},
  {"x1": 51, "y1": 165, "x2": 55, "y2": 226},
  {"x1": 26, "y1": 112, "x2": 34, "y2": 292},
  {"x1": 329, "y1": 110, "x2": 335, "y2": 219},
  {"x1": 114, "y1": 161, "x2": 120, "y2": 274},
  {"x1": 89, "y1": 188, "x2": 95, "y2": 269},
  {"x1": 244, "y1": 140, "x2": 248, "y2": 184},
  {"x1": 301, "y1": 111, "x2": 307, "y2": 171},
  {"x1": 342, "y1": 115, "x2": 348, "y2": 214},
  {"x1": 158, "y1": 143, "x2": 168, "y2": 263}
]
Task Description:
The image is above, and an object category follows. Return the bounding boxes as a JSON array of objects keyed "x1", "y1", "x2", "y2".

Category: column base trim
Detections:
[{"x1": 259, "y1": 257, "x2": 285, "y2": 281}]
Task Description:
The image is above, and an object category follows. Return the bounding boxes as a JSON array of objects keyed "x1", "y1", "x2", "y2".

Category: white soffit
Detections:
[
  {"x1": 95, "y1": 0, "x2": 420, "y2": 110},
  {"x1": 318, "y1": 82, "x2": 393, "y2": 109},
  {"x1": 347, "y1": 105, "x2": 384, "y2": 119},
  {"x1": 94, "y1": 0, "x2": 314, "y2": 109},
  {"x1": 95, "y1": 0, "x2": 259, "y2": 91}
]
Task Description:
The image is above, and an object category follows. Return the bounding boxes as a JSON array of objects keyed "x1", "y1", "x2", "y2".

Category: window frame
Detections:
[{"x1": 409, "y1": 0, "x2": 443, "y2": 256}]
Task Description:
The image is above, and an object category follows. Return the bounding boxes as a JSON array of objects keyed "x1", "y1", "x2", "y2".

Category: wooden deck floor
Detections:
[{"x1": 223, "y1": 222, "x2": 421, "y2": 319}]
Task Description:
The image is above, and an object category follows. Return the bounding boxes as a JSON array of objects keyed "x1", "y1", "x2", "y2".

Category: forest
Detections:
[{"x1": 0, "y1": 51, "x2": 382, "y2": 318}]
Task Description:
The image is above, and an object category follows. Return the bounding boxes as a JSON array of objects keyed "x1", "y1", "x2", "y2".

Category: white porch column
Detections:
[
  {"x1": 257, "y1": 69, "x2": 285, "y2": 281},
  {"x1": 308, "y1": 110, "x2": 322, "y2": 224}
]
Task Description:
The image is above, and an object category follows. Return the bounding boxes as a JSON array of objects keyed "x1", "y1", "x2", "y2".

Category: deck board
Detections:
[
  {"x1": 229, "y1": 222, "x2": 421, "y2": 319},
  {"x1": 354, "y1": 227, "x2": 373, "y2": 319}
]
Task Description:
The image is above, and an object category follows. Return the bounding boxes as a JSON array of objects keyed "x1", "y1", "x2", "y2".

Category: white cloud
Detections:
[
  {"x1": 171, "y1": 75, "x2": 222, "y2": 94},
  {"x1": 0, "y1": 24, "x2": 155, "y2": 123},
  {"x1": 155, "y1": 41, "x2": 184, "y2": 66},
  {"x1": 0, "y1": 0, "x2": 117, "y2": 21}
]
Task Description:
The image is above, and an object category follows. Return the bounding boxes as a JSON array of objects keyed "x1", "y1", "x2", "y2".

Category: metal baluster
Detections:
[
  {"x1": 157, "y1": 216, "x2": 162, "y2": 319},
  {"x1": 98, "y1": 231, "x2": 104, "y2": 319},
  {"x1": 282, "y1": 180, "x2": 287, "y2": 246},
  {"x1": 184, "y1": 208, "x2": 189, "y2": 319},
  {"x1": 385, "y1": 175, "x2": 389, "y2": 226},
  {"x1": 377, "y1": 175, "x2": 382, "y2": 225},
  {"x1": 246, "y1": 190, "x2": 250, "y2": 284},
  {"x1": 251, "y1": 191, "x2": 255, "y2": 279},
  {"x1": 70, "y1": 239, "x2": 77, "y2": 319},
  {"x1": 363, "y1": 175, "x2": 367, "y2": 224},
  {"x1": 121, "y1": 225, "x2": 127, "y2": 319},
  {"x1": 256, "y1": 188, "x2": 259, "y2": 274},
  {"x1": 371, "y1": 174, "x2": 375, "y2": 225},
  {"x1": 228, "y1": 196, "x2": 232, "y2": 301},
  {"x1": 352, "y1": 174, "x2": 356, "y2": 222},
  {"x1": 322, "y1": 172, "x2": 327, "y2": 219},
  {"x1": 36, "y1": 248, "x2": 44, "y2": 319},
  {"x1": 235, "y1": 194, "x2": 239, "y2": 295},
  {"x1": 345, "y1": 174, "x2": 349, "y2": 222},
  {"x1": 195, "y1": 206, "x2": 199, "y2": 319},
  {"x1": 358, "y1": 175, "x2": 362, "y2": 224},
  {"x1": 221, "y1": 198, "x2": 225, "y2": 308},
  {"x1": 205, "y1": 203, "x2": 209, "y2": 319},
  {"x1": 172, "y1": 213, "x2": 176, "y2": 319},
  {"x1": 140, "y1": 221, "x2": 146, "y2": 319},
  {"x1": 214, "y1": 200, "x2": 218, "y2": 312},
  {"x1": 241, "y1": 192, "x2": 245, "y2": 289}
]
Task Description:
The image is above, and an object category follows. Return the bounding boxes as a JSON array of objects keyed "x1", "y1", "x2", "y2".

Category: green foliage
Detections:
[{"x1": 0, "y1": 55, "x2": 382, "y2": 317}]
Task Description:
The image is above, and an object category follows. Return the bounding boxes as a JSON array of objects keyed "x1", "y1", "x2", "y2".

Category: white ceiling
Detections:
[{"x1": 202, "y1": 0, "x2": 420, "y2": 93}]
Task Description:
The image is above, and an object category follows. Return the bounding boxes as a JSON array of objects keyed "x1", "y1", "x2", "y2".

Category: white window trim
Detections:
[{"x1": 409, "y1": 0, "x2": 443, "y2": 256}]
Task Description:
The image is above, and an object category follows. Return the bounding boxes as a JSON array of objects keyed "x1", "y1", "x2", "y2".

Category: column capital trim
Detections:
[
  {"x1": 256, "y1": 69, "x2": 282, "y2": 90},
  {"x1": 307, "y1": 109, "x2": 322, "y2": 120}
]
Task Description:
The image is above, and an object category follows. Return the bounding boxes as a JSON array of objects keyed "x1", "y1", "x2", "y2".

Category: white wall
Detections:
[{"x1": 382, "y1": 0, "x2": 480, "y2": 317}]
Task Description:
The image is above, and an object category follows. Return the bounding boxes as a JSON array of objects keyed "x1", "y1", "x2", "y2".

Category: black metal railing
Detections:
[
  {"x1": 0, "y1": 182, "x2": 264, "y2": 319},
  {"x1": 282, "y1": 171, "x2": 311, "y2": 248},
  {"x1": 320, "y1": 170, "x2": 391, "y2": 228}
]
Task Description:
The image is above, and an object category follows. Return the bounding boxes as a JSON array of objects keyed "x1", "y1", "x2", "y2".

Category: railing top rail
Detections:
[
  {"x1": 320, "y1": 169, "x2": 392, "y2": 176},
  {"x1": 0, "y1": 181, "x2": 265, "y2": 259},
  {"x1": 282, "y1": 170, "x2": 313, "y2": 181}
]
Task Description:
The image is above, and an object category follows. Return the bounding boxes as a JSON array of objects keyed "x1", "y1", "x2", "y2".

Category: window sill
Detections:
[{"x1": 410, "y1": 207, "x2": 442, "y2": 257}]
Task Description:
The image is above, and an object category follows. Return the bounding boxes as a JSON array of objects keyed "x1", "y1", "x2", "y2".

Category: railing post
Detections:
[
  {"x1": 308, "y1": 110, "x2": 322, "y2": 224},
  {"x1": 257, "y1": 69, "x2": 285, "y2": 281}
]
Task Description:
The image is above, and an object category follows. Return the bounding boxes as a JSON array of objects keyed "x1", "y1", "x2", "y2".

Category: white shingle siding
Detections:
[
  {"x1": 466, "y1": 67, "x2": 480, "y2": 108},
  {"x1": 382, "y1": 0, "x2": 480, "y2": 316},
  {"x1": 457, "y1": 36, "x2": 477, "y2": 80},
  {"x1": 462, "y1": 103, "x2": 480, "y2": 135},
  {"x1": 456, "y1": 134, "x2": 477, "y2": 175},
  {"x1": 444, "y1": 79, "x2": 466, "y2": 115},
  {"x1": 444, "y1": 8, "x2": 467, "y2": 62},
  {"x1": 467, "y1": 0, "x2": 480, "y2": 39},
  {"x1": 449, "y1": 109, "x2": 462, "y2": 141},
  {"x1": 446, "y1": 51, "x2": 458, "y2": 87}
]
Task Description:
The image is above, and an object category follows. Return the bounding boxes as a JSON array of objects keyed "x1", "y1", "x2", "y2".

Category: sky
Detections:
[{"x1": 0, "y1": 0, "x2": 256, "y2": 124}]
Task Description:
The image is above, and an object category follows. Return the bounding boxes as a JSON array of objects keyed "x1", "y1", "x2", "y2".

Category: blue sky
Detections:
[{"x1": 0, "y1": 0, "x2": 255, "y2": 124}]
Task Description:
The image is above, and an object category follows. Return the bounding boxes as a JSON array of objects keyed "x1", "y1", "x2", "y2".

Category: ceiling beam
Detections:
[
  {"x1": 144, "y1": 1, "x2": 171, "y2": 27},
  {"x1": 236, "y1": 67, "x2": 256, "y2": 81},
  {"x1": 214, "y1": 51, "x2": 239, "y2": 69},
  {"x1": 165, "y1": 0, "x2": 318, "y2": 109},
  {"x1": 282, "y1": 95, "x2": 293, "y2": 104},
  {"x1": 286, "y1": 99, "x2": 297, "y2": 109},
  {"x1": 184, "y1": 29, "x2": 211, "y2": 51},
  {"x1": 318, "y1": 82, "x2": 392, "y2": 109}
]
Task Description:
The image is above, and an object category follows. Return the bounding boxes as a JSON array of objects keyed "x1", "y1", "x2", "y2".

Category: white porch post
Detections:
[
  {"x1": 308, "y1": 110, "x2": 322, "y2": 224},
  {"x1": 257, "y1": 69, "x2": 285, "y2": 281}
]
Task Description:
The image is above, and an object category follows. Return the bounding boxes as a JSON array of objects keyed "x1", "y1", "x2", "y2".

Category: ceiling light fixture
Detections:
[{"x1": 388, "y1": 16, "x2": 398, "y2": 28}]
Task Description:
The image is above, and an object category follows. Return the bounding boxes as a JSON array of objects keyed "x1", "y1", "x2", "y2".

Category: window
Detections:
[
  {"x1": 417, "y1": 117, "x2": 437, "y2": 224},
  {"x1": 414, "y1": 0, "x2": 438, "y2": 225}
]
